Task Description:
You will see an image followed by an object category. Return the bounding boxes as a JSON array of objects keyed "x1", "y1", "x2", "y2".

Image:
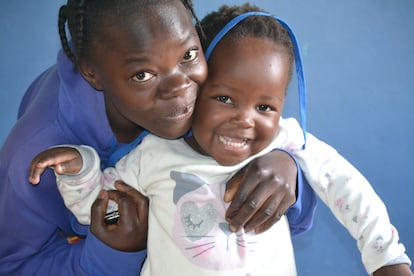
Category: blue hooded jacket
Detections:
[{"x1": 0, "y1": 49, "x2": 315, "y2": 275}]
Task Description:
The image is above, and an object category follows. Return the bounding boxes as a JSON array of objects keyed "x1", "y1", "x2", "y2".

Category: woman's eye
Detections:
[
  {"x1": 257, "y1": 104, "x2": 273, "y2": 112},
  {"x1": 183, "y1": 49, "x2": 198, "y2": 62},
  {"x1": 216, "y1": 95, "x2": 232, "y2": 104},
  {"x1": 132, "y1": 71, "x2": 154, "y2": 83}
]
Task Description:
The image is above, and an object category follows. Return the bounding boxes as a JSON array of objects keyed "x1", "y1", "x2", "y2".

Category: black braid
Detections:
[
  {"x1": 58, "y1": 0, "x2": 201, "y2": 67},
  {"x1": 58, "y1": 5, "x2": 75, "y2": 63},
  {"x1": 200, "y1": 3, "x2": 294, "y2": 68},
  {"x1": 182, "y1": 0, "x2": 205, "y2": 42},
  {"x1": 72, "y1": 0, "x2": 86, "y2": 63}
]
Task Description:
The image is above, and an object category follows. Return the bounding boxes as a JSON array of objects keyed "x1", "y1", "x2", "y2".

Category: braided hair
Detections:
[
  {"x1": 58, "y1": 0, "x2": 201, "y2": 66},
  {"x1": 199, "y1": 3, "x2": 294, "y2": 71}
]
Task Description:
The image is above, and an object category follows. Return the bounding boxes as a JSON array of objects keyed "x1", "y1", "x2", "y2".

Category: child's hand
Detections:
[
  {"x1": 224, "y1": 150, "x2": 297, "y2": 234},
  {"x1": 90, "y1": 181, "x2": 149, "y2": 252},
  {"x1": 28, "y1": 147, "x2": 83, "y2": 185}
]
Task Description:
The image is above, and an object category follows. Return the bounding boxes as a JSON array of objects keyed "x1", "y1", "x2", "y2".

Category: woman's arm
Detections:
[{"x1": 1, "y1": 146, "x2": 146, "y2": 275}]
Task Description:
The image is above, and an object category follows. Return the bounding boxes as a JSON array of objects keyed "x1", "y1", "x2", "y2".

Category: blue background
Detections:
[{"x1": 1, "y1": 1, "x2": 413, "y2": 275}]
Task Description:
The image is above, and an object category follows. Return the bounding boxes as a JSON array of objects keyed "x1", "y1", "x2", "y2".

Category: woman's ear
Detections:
[{"x1": 77, "y1": 60, "x2": 104, "y2": 91}]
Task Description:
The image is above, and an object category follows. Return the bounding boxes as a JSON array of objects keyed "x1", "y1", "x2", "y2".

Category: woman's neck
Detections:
[
  {"x1": 105, "y1": 101, "x2": 145, "y2": 143},
  {"x1": 115, "y1": 128, "x2": 145, "y2": 143}
]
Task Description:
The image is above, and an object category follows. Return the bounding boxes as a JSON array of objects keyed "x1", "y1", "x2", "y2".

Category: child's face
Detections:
[
  {"x1": 191, "y1": 36, "x2": 290, "y2": 166},
  {"x1": 80, "y1": 1, "x2": 207, "y2": 141}
]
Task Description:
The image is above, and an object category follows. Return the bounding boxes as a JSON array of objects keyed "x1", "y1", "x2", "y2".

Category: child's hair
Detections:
[
  {"x1": 58, "y1": 0, "x2": 201, "y2": 65},
  {"x1": 199, "y1": 3, "x2": 294, "y2": 72}
]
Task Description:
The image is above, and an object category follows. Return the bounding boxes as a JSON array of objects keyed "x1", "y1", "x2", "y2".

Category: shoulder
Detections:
[
  {"x1": 268, "y1": 117, "x2": 305, "y2": 151},
  {"x1": 139, "y1": 134, "x2": 186, "y2": 152}
]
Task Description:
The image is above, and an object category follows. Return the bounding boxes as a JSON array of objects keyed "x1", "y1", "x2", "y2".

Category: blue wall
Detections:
[{"x1": 1, "y1": 1, "x2": 413, "y2": 275}]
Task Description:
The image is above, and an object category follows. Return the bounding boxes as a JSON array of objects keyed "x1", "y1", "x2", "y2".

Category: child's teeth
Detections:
[{"x1": 218, "y1": 135, "x2": 247, "y2": 148}]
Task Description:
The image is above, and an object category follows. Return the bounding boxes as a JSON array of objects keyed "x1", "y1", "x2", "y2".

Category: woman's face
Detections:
[
  {"x1": 80, "y1": 1, "x2": 207, "y2": 142},
  {"x1": 190, "y1": 36, "x2": 290, "y2": 166}
]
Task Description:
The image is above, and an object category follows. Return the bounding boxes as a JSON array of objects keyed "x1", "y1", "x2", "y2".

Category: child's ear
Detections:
[{"x1": 77, "y1": 60, "x2": 104, "y2": 91}]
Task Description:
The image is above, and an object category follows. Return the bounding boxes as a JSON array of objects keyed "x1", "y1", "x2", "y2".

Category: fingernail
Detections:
[{"x1": 226, "y1": 212, "x2": 235, "y2": 220}]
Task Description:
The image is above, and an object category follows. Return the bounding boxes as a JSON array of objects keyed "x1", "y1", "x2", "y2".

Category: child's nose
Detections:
[{"x1": 231, "y1": 109, "x2": 255, "y2": 128}]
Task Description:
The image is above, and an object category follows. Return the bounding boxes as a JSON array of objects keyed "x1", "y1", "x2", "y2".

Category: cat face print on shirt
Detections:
[{"x1": 171, "y1": 171, "x2": 259, "y2": 271}]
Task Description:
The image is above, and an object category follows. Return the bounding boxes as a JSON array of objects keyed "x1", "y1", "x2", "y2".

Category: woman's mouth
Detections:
[{"x1": 165, "y1": 105, "x2": 194, "y2": 122}]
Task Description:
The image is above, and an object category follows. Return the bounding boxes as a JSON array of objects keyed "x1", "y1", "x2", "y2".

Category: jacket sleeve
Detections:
[
  {"x1": 81, "y1": 229, "x2": 146, "y2": 275},
  {"x1": 274, "y1": 148, "x2": 318, "y2": 236}
]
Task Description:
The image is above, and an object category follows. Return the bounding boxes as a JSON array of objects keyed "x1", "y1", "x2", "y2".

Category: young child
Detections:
[
  {"x1": 0, "y1": 0, "x2": 317, "y2": 275},
  {"x1": 197, "y1": 4, "x2": 412, "y2": 276},
  {"x1": 28, "y1": 3, "x2": 412, "y2": 276}
]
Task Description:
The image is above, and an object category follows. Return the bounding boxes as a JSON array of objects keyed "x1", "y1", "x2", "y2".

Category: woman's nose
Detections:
[{"x1": 158, "y1": 71, "x2": 191, "y2": 99}]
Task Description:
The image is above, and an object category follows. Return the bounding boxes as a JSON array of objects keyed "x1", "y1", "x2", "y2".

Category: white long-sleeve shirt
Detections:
[{"x1": 56, "y1": 117, "x2": 409, "y2": 275}]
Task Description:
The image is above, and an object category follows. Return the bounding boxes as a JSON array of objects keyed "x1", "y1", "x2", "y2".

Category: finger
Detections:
[
  {"x1": 106, "y1": 190, "x2": 138, "y2": 225},
  {"x1": 227, "y1": 175, "x2": 292, "y2": 232},
  {"x1": 28, "y1": 162, "x2": 48, "y2": 185},
  {"x1": 90, "y1": 190, "x2": 110, "y2": 232},
  {"x1": 227, "y1": 183, "x2": 270, "y2": 232},
  {"x1": 28, "y1": 148, "x2": 81, "y2": 183},
  {"x1": 244, "y1": 194, "x2": 286, "y2": 233},
  {"x1": 254, "y1": 209, "x2": 284, "y2": 234},
  {"x1": 114, "y1": 180, "x2": 131, "y2": 192},
  {"x1": 115, "y1": 181, "x2": 148, "y2": 207},
  {"x1": 243, "y1": 197, "x2": 282, "y2": 233},
  {"x1": 50, "y1": 148, "x2": 83, "y2": 174},
  {"x1": 29, "y1": 153, "x2": 59, "y2": 184},
  {"x1": 249, "y1": 184, "x2": 295, "y2": 234},
  {"x1": 225, "y1": 165, "x2": 259, "y2": 220},
  {"x1": 224, "y1": 168, "x2": 246, "y2": 202}
]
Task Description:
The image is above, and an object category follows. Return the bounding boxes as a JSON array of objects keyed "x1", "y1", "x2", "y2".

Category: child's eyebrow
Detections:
[
  {"x1": 260, "y1": 95, "x2": 284, "y2": 103},
  {"x1": 204, "y1": 82, "x2": 234, "y2": 91}
]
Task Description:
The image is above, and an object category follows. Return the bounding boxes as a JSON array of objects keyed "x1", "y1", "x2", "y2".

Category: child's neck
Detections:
[{"x1": 184, "y1": 136, "x2": 209, "y2": 157}]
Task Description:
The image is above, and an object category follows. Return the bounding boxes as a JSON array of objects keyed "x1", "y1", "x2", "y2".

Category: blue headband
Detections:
[{"x1": 205, "y1": 11, "x2": 307, "y2": 149}]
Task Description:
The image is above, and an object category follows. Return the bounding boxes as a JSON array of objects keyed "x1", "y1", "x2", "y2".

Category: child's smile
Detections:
[{"x1": 190, "y1": 35, "x2": 289, "y2": 166}]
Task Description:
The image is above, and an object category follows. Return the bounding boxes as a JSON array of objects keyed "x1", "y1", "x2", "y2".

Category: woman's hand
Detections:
[
  {"x1": 28, "y1": 147, "x2": 82, "y2": 184},
  {"x1": 90, "y1": 181, "x2": 149, "y2": 252},
  {"x1": 225, "y1": 150, "x2": 297, "y2": 234}
]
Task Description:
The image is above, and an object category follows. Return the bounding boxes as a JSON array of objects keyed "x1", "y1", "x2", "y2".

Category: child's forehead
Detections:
[
  {"x1": 215, "y1": 35, "x2": 284, "y2": 59},
  {"x1": 206, "y1": 36, "x2": 290, "y2": 96}
]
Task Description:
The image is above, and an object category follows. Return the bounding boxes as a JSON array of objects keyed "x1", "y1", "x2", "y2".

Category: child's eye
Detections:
[
  {"x1": 131, "y1": 71, "x2": 154, "y2": 83},
  {"x1": 216, "y1": 95, "x2": 232, "y2": 104},
  {"x1": 183, "y1": 49, "x2": 198, "y2": 63},
  {"x1": 257, "y1": 104, "x2": 273, "y2": 112}
]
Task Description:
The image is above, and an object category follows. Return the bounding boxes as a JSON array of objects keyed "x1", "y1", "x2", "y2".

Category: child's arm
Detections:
[
  {"x1": 295, "y1": 132, "x2": 411, "y2": 274},
  {"x1": 29, "y1": 145, "x2": 106, "y2": 225},
  {"x1": 54, "y1": 145, "x2": 107, "y2": 225},
  {"x1": 54, "y1": 145, "x2": 144, "y2": 226}
]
